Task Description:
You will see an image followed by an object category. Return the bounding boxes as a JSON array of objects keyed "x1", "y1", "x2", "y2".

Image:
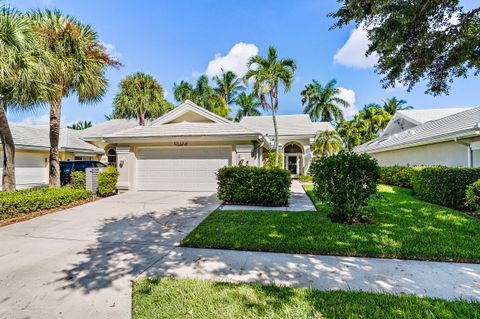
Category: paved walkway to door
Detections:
[{"x1": 220, "y1": 180, "x2": 316, "y2": 211}]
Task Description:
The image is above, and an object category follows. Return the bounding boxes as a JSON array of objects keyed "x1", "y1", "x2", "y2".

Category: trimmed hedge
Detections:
[
  {"x1": 98, "y1": 166, "x2": 119, "y2": 197},
  {"x1": 379, "y1": 166, "x2": 414, "y2": 188},
  {"x1": 0, "y1": 187, "x2": 93, "y2": 220},
  {"x1": 410, "y1": 167, "x2": 480, "y2": 210},
  {"x1": 70, "y1": 171, "x2": 86, "y2": 189},
  {"x1": 217, "y1": 166, "x2": 291, "y2": 206}
]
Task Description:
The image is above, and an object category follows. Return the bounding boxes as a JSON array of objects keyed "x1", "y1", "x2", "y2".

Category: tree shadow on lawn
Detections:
[{"x1": 51, "y1": 193, "x2": 219, "y2": 294}]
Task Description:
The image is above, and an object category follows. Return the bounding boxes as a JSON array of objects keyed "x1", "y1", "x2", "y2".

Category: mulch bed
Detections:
[{"x1": 0, "y1": 196, "x2": 100, "y2": 227}]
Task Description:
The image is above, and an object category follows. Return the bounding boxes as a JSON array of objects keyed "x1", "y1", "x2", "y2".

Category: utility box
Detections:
[{"x1": 86, "y1": 167, "x2": 106, "y2": 192}]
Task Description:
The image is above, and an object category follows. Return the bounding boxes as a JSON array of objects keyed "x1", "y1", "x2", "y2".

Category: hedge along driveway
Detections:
[{"x1": 181, "y1": 185, "x2": 480, "y2": 263}]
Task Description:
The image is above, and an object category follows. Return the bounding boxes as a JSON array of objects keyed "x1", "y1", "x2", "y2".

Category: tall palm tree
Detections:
[
  {"x1": 173, "y1": 80, "x2": 195, "y2": 103},
  {"x1": 313, "y1": 130, "x2": 343, "y2": 157},
  {"x1": 382, "y1": 97, "x2": 412, "y2": 115},
  {"x1": 113, "y1": 72, "x2": 172, "y2": 126},
  {"x1": 0, "y1": 7, "x2": 47, "y2": 192},
  {"x1": 30, "y1": 9, "x2": 121, "y2": 187},
  {"x1": 244, "y1": 46, "x2": 296, "y2": 167},
  {"x1": 337, "y1": 120, "x2": 361, "y2": 151},
  {"x1": 300, "y1": 79, "x2": 350, "y2": 123},
  {"x1": 234, "y1": 92, "x2": 261, "y2": 122},
  {"x1": 361, "y1": 104, "x2": 392, "y2": 138},
  {"x1": 67, "y1": 121, "x2": 92, "y2": 130}
]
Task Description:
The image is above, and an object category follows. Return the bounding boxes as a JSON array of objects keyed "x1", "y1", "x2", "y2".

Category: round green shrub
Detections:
[
  {"x1": 70, "y1": 171, "x2": 86, "y2": 189},
  {"x1": 465, "y1": 179, "x2": 480, "y2": 211},
  {"x1": 309, "y1": 151, "x2": 380, "y2": 223},
  {"x1": 264, "y1": 151, "x2": 284, "y2": 169},
  {"x1": 97, "y1": 166, "x2": 119, "y2": 197}
]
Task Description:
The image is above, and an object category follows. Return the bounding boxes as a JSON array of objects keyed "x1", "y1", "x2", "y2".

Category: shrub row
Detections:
[
  {"x1": 379, "y1": 166, "x2": 414, "y2": 188},
  {"x1": 217, "y1": 166, "x2": 291, "y2": 206},
  {"x1": 410, "y1": 167, "x2": 480, "y2": 210},
  {"x1": 0, "y1": 187, "x2": 93, "y2": 220}
]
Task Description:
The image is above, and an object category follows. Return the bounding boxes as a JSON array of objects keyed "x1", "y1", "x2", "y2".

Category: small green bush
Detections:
[
  {"x1": 217, "y1": 166, "x2": 291, "y2": 206},
  {"x1": 310, "y1": 151, "x2": 380, "y2": 223},
  {"x1": 410, "y1": 166, "x2": 480, "y2": 210},
  {"x1": 70, "y1": 171, "x2": 86, "y2": 189},
  {"x1": 0, "y1": 187, "x2": 93, "y2": 220},
  {"x1": 465, "y1": 179, "x2": 480, "y2": 211},
  {"x1": 264, "y1": 151, "x2": 284, "y2": 169},
  {"x1": 97, "y1": 166, "x2": 119, "y2": 197},
  {"x1": 379, "y1": 166, "x2": 414, "y2": 188}
]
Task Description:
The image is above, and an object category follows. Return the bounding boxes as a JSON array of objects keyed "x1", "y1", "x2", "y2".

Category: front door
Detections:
[{"x1": 286, "y1": 155, "x2": 299, "y2": 178}]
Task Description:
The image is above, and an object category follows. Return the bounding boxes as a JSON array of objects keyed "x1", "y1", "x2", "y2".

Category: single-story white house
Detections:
[
  {"x1": 1, "y1": 124, "x2": 104, "y2": 189},
  {"x1": 80, "y1": 100, "x2": 333, "y2": 191},
  {"x1": 354, "y1": 107, "x2": 480, "y2": 168}
]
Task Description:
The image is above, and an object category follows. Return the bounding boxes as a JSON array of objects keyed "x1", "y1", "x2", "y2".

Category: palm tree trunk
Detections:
[
  {"x1": 49, "y1": 93, "x2": 62, "y2": 188},
  {"x1": 271, "y1": 92, "x2": 280, "y2": 168},
  {"x1": 0, "y1": 101, "x2": 16, "y2": 192},
  {"x1": 139, "y1": 111, "x2": 145, "y2": 126}
]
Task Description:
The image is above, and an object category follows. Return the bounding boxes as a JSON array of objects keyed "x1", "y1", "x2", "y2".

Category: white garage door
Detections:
[
  {"x1": 136, "y1": 147, "x2": 231, "y2": 191},
  {"x1": 0, "y1": 152, "x2": 48, "y2": 188}
]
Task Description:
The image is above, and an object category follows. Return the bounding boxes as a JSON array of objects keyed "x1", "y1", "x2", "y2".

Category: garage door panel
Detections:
[{"x1": 136, "y1": 147, "x2": 230, "y2": 191}]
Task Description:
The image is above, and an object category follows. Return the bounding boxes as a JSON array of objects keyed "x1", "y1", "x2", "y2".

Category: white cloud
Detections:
[
  {"x1": 334, "y1": 23, "x2": 378, "y2": 69},
  {"x1": 101, "y1": 42, "x2": 122, "y2": 59},
  {"x1": 191, "y1": 71, "x2": 202, "y2": 78},
  {"x1": 205, "y1": 42, "x2": 259, "y2": 78},
  {"x1": 338, "y1": 87, "x2": 358, "y2": 118}
]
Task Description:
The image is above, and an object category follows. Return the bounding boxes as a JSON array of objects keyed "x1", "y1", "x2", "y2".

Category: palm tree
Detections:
[
  {"x1": 312, "y1": 130, "x2": 343, "y2": 157},
  {"x1": 337, "y1": 120, "x2": 362, "y2": 151},
  {"x1": 173, "y1": 80, "x2": 195, "y2": 103},
  {"x1": 68, "y1": 121, "x2": 92, "y2": 130},
  {"x1": 300, "y1": 79, "x2": 349, "y2": 123},
  {"x1": 382, "y1": 97, "x2": 412, "y2": 115},
  {"x1": 214, "y1": 69, "x2": 244, "y2": 107},
  {"x1": 113, "y1": 72, "x2": 172, "y2": 126},
  {"x1": 361, "y1": 104, "x2": 392, "y2": 138},
  {"x1": 30, "y1": 9, "x2": 121, "y2": 187},
  {"x1": 244, "y1": 46, "x2": 296, "y2": 167},
  {"x1": 0, "y1": 7, "x2": 47, "y2": 192},
  {"x1": 234, "y1": 92, "x2": 261, "y2": 122}
]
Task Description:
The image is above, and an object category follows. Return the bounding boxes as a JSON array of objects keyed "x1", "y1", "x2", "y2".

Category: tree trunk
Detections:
[
  {"x1": 271, "y1": 91, "x2": 280, "y2": 168},
  {"x1": 138, "y1": 110, "x2": 146, "y2": 126},
  {"x1": 0, "y1": 101, "x2": 16, "y2": 192},
  {"x1": 49, "y1": 93, "x2": 62, "y2": 188}
]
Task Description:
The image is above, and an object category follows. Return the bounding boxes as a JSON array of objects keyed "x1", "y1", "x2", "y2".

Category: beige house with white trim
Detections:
[
  {"x1": 81, "y1": 100, "x2": 333, "y2": 191},
  {"x1": 354, "y1": 107, "x2": 480, "y2": 168}
]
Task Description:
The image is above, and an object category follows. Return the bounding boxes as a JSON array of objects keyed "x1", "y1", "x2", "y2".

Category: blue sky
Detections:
[{"x1": 6, "y1": 0, "x2": 480, "y2": 125}]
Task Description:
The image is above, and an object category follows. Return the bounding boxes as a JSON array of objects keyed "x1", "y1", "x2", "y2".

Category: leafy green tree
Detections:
[
  {"x1": 234, "y1": 92, "x2": 261, "y2": 122},
  {"x1": 330, "y1": 1, "x2": 480, "y2": 95},
  {"x1": 382, "y1": 97, "x2": 412, "y2": 115},
  {"x1": 68, "y1": 121, "x2": 92, "y2": 130},
  {"x1": 313, "y1": 130, "x2": 343, "y2": 157},
  {"x1": 113, "y1": 72, "x2": 172, "y2": 126},
  {"x1": 173, "y1": 75, "x2": 227, "y2": 117},
  {"x1": 337, "y1": 119, "x2": 362, "y2": 151},
  {"x1": 30, "y1": 9, "x2": 121, "y2": 187},
  {"x1": 360, "y1": 104, "x2": 392, "y2": 139},
  {"x1": 244, "y1": 46, "x2": 296, "y2": 167},
  {"x1": 0, "y1": 7, "x2": 47, "y2": 192},
  {"x1": 300, "y1": 79, "x2": 349, "y2": 123}
]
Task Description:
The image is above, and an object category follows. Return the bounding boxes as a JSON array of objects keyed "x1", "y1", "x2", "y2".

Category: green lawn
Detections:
[
  {"x1": 181, "y1": 185, "x2": 480, "y2": 263},
  {"x1": 133, "y1": 277, "x2": 480, "y2": 319}
]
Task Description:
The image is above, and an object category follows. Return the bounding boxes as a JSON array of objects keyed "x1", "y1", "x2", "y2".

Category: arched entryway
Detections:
[
  {"x1": 283, "y1": 142, "x2": 303, "y2": 178},
  {"x1": 107, "y1": 148, "x2": 117, "y2": 166}
]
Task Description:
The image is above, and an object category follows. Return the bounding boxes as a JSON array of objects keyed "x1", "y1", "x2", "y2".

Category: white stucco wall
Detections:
[
  {"x1": 369, "y1": 141, "x2": 471, "y2": 167},
  {"x1": 0, "y1": 150, "x2": 48, "y2": 189}
]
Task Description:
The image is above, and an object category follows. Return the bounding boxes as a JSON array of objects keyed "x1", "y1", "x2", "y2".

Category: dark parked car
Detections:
[{"x1": 60, "y1": 160, "x2": 107, "y2": 185}]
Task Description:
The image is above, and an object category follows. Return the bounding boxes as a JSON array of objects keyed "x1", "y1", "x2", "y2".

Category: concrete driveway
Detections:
[{"x1": 0, "y1": 191, "x2": 220, "y2": 319}]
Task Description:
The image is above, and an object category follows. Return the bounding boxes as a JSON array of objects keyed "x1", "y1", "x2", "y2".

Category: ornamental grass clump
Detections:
[{"x1": 310, "y1": 151, "x2": 380, "y2": 223}]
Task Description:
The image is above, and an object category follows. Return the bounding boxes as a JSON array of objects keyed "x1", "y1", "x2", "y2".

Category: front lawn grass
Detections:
[
  {"x1": 133, "y1": 277, "x2": 480, "y2": 319},
  {"x1": 181, "y1": 185, "x2": 480, "y2": 263}
]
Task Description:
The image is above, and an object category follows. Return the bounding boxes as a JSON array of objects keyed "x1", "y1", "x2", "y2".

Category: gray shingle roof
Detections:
[
  {"x1": 106, "y1": 122, "x2": 259, "y2": 139},
  {"x1": 396, "y1": 108, "x2": 471, "y2": 124},
  {"x1": 80, "y1": 119, "x2": 141, "y2": 140},
  {"x1": 7, "y1": 124, "x2": 104, "y2": 153},
  {"x1": 240, "y1": 115, "x2": 332, "y2": 136},
  {"x1": 355, "y1": 107, "x2": 480, "y2": 153}
]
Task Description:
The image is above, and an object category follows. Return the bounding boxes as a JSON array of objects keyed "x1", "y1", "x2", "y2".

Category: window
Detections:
[
  {"x1": 107, "y1": 149, "x2": 117, "y2": 166},
  {"x1": 284, "y1": 143, "x2": 302, "y2": 154}
]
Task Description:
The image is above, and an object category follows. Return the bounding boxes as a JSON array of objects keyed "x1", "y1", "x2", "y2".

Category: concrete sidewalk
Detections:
[
  {"x1": 144, "y1": 247, "x2": 480, "y2": 301},
  {"x1": 220, "y1": 180, "x2": 316, "y2": 211}
]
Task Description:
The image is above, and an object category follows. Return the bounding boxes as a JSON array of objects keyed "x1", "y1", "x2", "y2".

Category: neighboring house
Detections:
[
  {"x1": 84, "y1": 100, "x2": 333, "y2": 191},
  {"x1": 354, "y1": 107, "x2": 480, "y2": 168},
  {"x1": 1, "y1": 124, "x2": 104, "y2": 189}
]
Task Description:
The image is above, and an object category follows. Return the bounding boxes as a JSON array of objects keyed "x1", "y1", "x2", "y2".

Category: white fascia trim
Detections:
[{"x1": 104, "y1": 134, "x2": 263, "y2": 144}]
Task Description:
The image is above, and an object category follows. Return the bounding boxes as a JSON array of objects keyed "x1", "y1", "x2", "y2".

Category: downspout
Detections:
[{"x1": 454, "y1": 137, "x2": 473, "y2": 168}]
